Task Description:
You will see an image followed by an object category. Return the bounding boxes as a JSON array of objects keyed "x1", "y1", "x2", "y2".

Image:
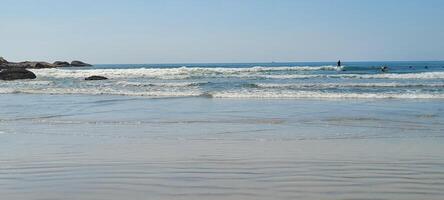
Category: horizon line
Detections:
[{"x1": 93, "y1": 59, "x2": 444, "y2": 65}]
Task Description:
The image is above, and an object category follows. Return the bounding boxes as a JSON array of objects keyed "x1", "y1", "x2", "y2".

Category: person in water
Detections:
[
  {"x1": 381, "y1": 66, "x2": 388, "y2": 72},
  {"x1": 337, "y1": 60, "x2": 341, "y2": 67}
]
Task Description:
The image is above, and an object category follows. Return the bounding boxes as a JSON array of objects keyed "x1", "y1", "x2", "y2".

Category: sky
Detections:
[{"x1": 1, "y1": 0, "x2": 443, "y2": 64}]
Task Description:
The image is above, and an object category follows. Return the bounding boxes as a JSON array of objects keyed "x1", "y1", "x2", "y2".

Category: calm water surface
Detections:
[{"x1": 1, "y1": 94, "x2": 443, "y2": 200}]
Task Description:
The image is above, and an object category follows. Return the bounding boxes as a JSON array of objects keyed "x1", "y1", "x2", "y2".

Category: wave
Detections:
[
  {"x1": 29, "y1": 67, "x2": 444, "y2": 80},
  {"x1": 30, "y1": 66, "x2": 342, "y2": 79},
  {"x1": 0, "y1": 80, "x2": 53, "y2": 86},
  {"x1": 115, "y1": 81, "x2": 208, "y2": 87},
  {"x1": 254, "y1": 83, "x2": 444, "y2": 89},
  {"x1": 257, "y1": 72, "x2": 444, "y2": 80},
  {"x1": 335, "y1": 72, "x2": 444, "y2": 79},
  {"x1": 211, "y1": 91, "x2": 444, "y2": 99},
  {"x1": 2, "y1": 87, "x2": 443, "y2": 99},
  {"x1": 0, "y1": 88, "x2": 203, "y2": 98}
]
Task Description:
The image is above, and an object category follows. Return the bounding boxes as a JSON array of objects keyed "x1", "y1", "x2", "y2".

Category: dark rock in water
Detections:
[
  {"x1": 0, "y1": 68, "x2": 36, "y2": 80},
  {"x1": 0, "y1": 57, "x2": 90, "y2": 68},
  {"x1": 0, "y1": 57, "x2": 8, "y2": 65},
  {"x1": 34, "y1": 62, "x2": 55, "y2": 68},
  {"x1": 53, "y1": 61, "x2": 70, "y2": 67},
  {"x1": 0, "y1": 57, "x2": 10, "y2": 69},
  {"x1": 85, "y1": 75, "x2": 108, "y2": 80},
  {"x1": 2, "y1": 61, "x2": 55, "y2": 69},
  {"x1": 71, "y1": 60, "x2": 92, "y2": 67}
]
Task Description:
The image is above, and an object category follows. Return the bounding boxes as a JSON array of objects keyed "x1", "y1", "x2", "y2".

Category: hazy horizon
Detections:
[
  {"x1": 93, "y1": 59, "x2": 444, "y2": 65},
  {"x1": 1, "y1": 0, "x2": 444, "y2": 64},
  {"x1": 3, "y1": 58, "x2": 444, "y2": 65}
]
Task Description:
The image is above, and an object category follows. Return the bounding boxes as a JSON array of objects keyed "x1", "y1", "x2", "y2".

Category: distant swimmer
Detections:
[
  {"x1": 337, "y1": 60, "x2": 341, "y2": 67},
  {"x1": 380, "y1": 66, "x2": 388, "y2": 72}
]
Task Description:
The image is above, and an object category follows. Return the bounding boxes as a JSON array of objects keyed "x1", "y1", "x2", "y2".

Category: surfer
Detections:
[
  {"x1": 337, "y1": 60, "x2": 341, "y2": 67},
  {"x1": 381, "y1": 66, "x2": 388, "y2": 72}
]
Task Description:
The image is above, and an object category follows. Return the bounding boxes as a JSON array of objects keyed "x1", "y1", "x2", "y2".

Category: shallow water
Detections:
[{"x1": 1, "y1": 94, "x2": 444, "y2": 199}]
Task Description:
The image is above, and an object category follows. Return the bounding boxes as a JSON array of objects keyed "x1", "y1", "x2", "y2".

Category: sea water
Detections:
[
  {"x1": 1, "y1": 61, "x2": 444, "y2": 98},
  {"x1": 1, "y1": 61, "x2": 444, "y2": 200}
]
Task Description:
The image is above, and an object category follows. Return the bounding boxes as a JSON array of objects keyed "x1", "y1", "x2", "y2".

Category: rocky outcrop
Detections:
[
  {"x1": 85, "y1": 75, "x2": 108, "y2": 80},
  {"x1": 53, "y1": 61, "x2": 70, "y2": 67},
  {"x1": 28, "y1": 62, "x2": 55, "y2": 68},
  {"x1": 0, "y1": 57, "x2": 92, "y2": 68},
  {"x1": 71, "y1": 60, "x2": 92, "y2": 67},
  {"x1": 0, "y1": 57, "x2": 8, "y2": 65},
  {"x1": 0, "y1": 68, "x2": 36, "y2": 80},
  {"x1": 0, "y1": 57, "x2": 10, "y2": 69},
  {"x1": 1, "y1": 61, "x2": 55, "y2": 69}
]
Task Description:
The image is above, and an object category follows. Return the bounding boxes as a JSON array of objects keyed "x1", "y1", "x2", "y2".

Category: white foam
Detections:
[
  {"x1": 2, "y1": 86, "x2": 443, "y2": 99},
  {"x1": 258, "y1": 72, "x2": 444, "y2": 80},
  {"x1": 0, "y1": 88, "x2": 19, "y2": 94},
  {"x1": 256, "y1": 74, "x2": 320, "y2": 79},
  {"x1": 334, "y1": 72, "x2": 444, "y2": 79},
  {"x1": 29, "y1": 67, "x2": 444, "y2": 80},
  {"x1": 0, "y1": 80, "x2": 53, "y2": 86},
  {"x1": 30, "y1": 66, "x2": 342, "y2": 79},
  {"x1": 116, "y1": 81, "x2": 206, "y2": 87},
  {"x1": 255, "y1": 83, "x2": 444, "y2": 89},
  {"x1": 212, "y1": 90, "x2": 444, "y2": 99},
  {"x1": 0, "y1": 87, "x2": 203, "y2": 97},
  {"x1": 28, "y1": 66, "x2": 444, "y2": 81}
]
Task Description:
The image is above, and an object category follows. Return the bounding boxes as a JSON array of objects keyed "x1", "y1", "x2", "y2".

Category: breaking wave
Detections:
[
  {"x1": 1, "y1": 64, "x2": 442, "y2": 99},
  {"x1": 254, "y1": 83, "x2": 444, "y2": 89},
  {"x1": 30, "y1": 66, "x2": 342, "y2": 79},
  {"x1": 1, "y1": 87, "x2": 443, "y2": 99},
  {"x1": 115, "y1": 81, "x2": 208, "y2": 87},
  {"x1": 0, "y1": 87, "x2": 204, "y2": 98},
  {"x1": 211, "y1": 91, "x2": 444, "y2": 99},
  {"x1": 30, "y1": 68, "x2": 444, "y2": 80},
  {"x1": 257, "y1": 72, "x2": 444, "y2": 80}
]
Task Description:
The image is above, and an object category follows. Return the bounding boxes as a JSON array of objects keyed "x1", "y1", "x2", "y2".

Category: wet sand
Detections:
[{"x1": 1, "y1": 94, "x2": 444, "y2": 200}]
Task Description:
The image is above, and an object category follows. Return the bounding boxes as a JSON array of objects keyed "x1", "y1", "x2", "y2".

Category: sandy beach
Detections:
[
  {"x1": 2, "y1": 1, "x2": 444, "y2": 199},
  {"x1": 1, "y1": 94, "x2": 443, "y2": 200}
]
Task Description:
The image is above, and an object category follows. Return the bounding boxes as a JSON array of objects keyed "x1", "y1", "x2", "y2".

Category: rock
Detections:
[
  {"x1": 85, "y1": 75, "x2": 107, "y2": 80},
  {"x1": 71, "y1": 60, "x2": 92, "y2": 67},
  {"x1": 33, "y1": 62, "x2": 55, "y2": 68},
  {"x1": 2, "y1": 61, "x2": 55, "y2": 69},
  {"x1": 0, "y1": 68, "x2": 36, "y2": 80},
  {"x1": 0, "y1": 57, "x2": 8, "y2": 65},
  {"x1": 53, "y1": 61, "x2": 70, "y2": 67},
  {"x1": 0, "y1": 57, "x2": 90, "y2": 68},
  {"x1": 0, "y1": 57, "x2": 9, "y2": 69}
]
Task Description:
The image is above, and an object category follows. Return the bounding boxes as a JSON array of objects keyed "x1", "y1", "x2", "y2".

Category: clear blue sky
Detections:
[{"x1": 1, "y1": 0, "x2": 443, "y2": 64}]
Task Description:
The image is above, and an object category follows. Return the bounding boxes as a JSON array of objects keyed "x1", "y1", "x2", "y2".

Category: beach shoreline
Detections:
[{"x1": 1, "y1": 93, "x2": 443, "y2": 199}]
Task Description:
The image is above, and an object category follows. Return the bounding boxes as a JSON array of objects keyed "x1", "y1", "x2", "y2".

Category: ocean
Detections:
[
  {"x1": 1, "y1": 61, "x2": 444, "y2": 98},
  {"x1": 1, "y1": 61, "x2": 444, "y2": 200}
]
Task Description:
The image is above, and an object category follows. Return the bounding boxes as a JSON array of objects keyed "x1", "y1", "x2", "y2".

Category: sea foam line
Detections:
[
  {"x1": 30, "y1": 66, "x2": 342, "y2": 79},
  {"x1": 0, "y1": 87, "x2": 203, "y2": 97},
  {"x1": 116, "y1": 81, "x2": 208, "y2": 87},
  {"x1": 211, "y1": 91, "x2": 444, "y2": 99},
  {"x1": 254, "y1": 83, "x2": 444, "y2": 88},
  {"x1": 1, "y1": 87, "x2": 444, "y2": 99},
  {"x1": 30, "y1": 68, "x2": 444, "y2": 80},
  {"x1": 258, "y1": 72, "x2": 444, "y2": 80}
]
